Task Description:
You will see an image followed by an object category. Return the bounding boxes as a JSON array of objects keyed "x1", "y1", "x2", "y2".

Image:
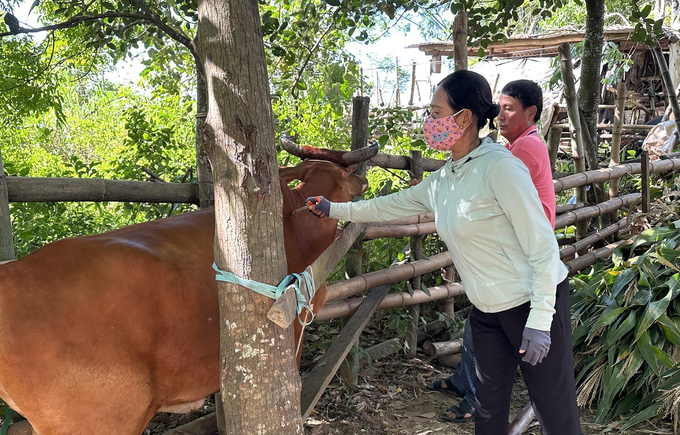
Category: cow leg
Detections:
[{"x1": 9, "y1": 371, "x2": 156, "y2": 435}]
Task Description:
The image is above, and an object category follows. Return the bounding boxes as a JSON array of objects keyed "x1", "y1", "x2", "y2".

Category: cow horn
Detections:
[
  {"x1": 279, "y1": 135, "x2": 305, "y2": 157},
  {"x1": 342, "y1": 140, "x2": 379, "y2": 165},
  {"x1": 280, "y1": 136, "x2": 379, "y2": 167}
]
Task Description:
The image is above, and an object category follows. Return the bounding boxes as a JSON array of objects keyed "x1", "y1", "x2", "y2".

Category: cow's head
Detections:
[
  {"x1": 277, "y1": 137, "x2": 378, "y2": 365},
  {"x1": 278, "y1": 136, "x2": 377, "y2": 205}
]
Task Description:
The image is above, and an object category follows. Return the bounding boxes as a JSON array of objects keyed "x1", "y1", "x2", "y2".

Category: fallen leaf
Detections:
[{"x1": 418, "y1": 412, "x2": 437, "y2": 419}]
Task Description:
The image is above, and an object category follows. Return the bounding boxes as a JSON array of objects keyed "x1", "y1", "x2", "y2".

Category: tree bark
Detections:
[
  {"x1": 578, "y1": 0, "x2": 606, "y2": 211},
  {"x1": 194, "y1": 0, "x2": 302, "y2": 433},
  {"x1": 453, "y1": 11, "x2": 468, "y2": 70},
  {"x1": 195, "y1": 65, "x2": 214, "y2": 209}
]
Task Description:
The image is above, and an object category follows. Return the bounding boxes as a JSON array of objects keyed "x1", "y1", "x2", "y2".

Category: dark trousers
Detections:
[{"x1": 469, "y1": 278, "x2": 582, "y2": 435}]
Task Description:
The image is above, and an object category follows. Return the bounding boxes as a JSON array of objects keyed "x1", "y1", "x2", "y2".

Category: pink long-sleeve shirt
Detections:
[{"x1": 505, "y1": 125, "x2": 556, "y2": 229}]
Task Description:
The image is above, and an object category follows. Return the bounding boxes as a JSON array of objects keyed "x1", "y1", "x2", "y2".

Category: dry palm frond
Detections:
[
  {"x1": 657, "y1": 384, "x2": 680, "y2": 433},
  {"x1": 577, "y1": 362, "x2": 605, "y2": 408},
  {"x1": 623, "y1": 279, "x2": 639, "y2": 306}
]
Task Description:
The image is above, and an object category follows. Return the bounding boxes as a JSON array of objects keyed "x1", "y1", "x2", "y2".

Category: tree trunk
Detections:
[
  {"x1": 195, "y1": 64, "x2": 214, "y2": 208},
  {"x1": 578, "y1": 0, "x2": 606, "y2": 208},
  {"x1": 194, "y1": 0, "x2": 302, "y2": 433},
  {"x1": 453, "y1": 11, "x2": 468, "y2": 71}
]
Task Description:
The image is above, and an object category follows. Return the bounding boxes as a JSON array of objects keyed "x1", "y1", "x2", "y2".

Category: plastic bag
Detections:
[{"x1": 641, "y1": 120, "x2": 678, "y2": 161}]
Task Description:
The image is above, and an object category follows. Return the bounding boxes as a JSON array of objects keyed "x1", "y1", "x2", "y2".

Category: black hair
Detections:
[
  {"x1": 437, "y1": 70, "x2": 500, "y2": 130},
  {"x1": 500, "y1": 80, "x2": 543, "y2": 123}
]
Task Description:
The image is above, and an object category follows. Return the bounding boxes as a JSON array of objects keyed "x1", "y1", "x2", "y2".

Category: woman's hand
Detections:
[
  {"x1": 519, "y1": 327, "x2": 551, "y2": 365},
  {"x1": 305, "y1": 196, "x2": 331, "y2": 218}
]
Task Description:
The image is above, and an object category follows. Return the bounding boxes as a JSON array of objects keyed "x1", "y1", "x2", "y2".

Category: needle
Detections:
[{"x1": 291, "y1": 205, "x2": 309, "y2": 215}]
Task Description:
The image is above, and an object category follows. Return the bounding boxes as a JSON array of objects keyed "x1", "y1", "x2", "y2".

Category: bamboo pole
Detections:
[
  {"x1": 417, "y1": 320, "x2": 449, "y2": 344},
  {"x1": 553, "y1": 158, "x2": 680, "y2": 193},
  {"x1": 554, "y1": 193, "x2": 639, "y2": 230},
  {"x1": 547, "y1": 126, "x2": 562, "y2": 172},
  {"x1": 641, "y1": 151, "x2": 650, "y2": 213},
  {"x1": 367, "y1": 153, "x2": 445, "y2": 172},
  {"x1": 406, "y1": 150, "x2": 424, "y2": 356},
  {"x1": 564, "y1": 238, "x2": 632, "y2": 276},
  {"x1": 316, "y1": 282, "x2": 463, "y2": 322},
  {"x1": 556, "y1": 203, "x2": 585, "y2": 214},
  {"x1": 408, "y1": 62, "x2": 417, "y2": 106},
  {"x1": 0, "y1": 148, "x2": 14, "y2": 261},
  {"x1": 376, "y1": 213, "x2": 434, "y2": 226},
  {"x1": 394, "y1": 57, "x2": 400, "y2": 106},
  {"x1": 325, "y1": 252, "x2": 453, "y2": 302},
  {"x1": 340, "y1": 96, "x2": 371, "y2": 386},
  {"x1": 423, "y1": 338, "x2": 463, "y2": 356},
  {"x1": 5, "y1": 177, "x2": 198, "y2": 204},
  {"x1": 609, "y1": 80, "x2": 626, "y2": 221},
  {"x1": 559, "y1": 218, "x2": 630, "y2": 260},
  {"x1": 559, "y1": 42, "x2": 588, "y2": 240},
  {"x1": 362, "y1": 222, "x2": 437, "y2": 241},
  {"x1": 556, "y1": 124, "x2": 653, "y2": 131},
  {"x1": 358, "y1": 338, "x2": 402, "y2": 366}
]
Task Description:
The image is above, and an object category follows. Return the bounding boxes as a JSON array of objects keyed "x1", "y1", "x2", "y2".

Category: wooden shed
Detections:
[{"x1": 409, "y1": 26, "x2": 680, "y2": 124}]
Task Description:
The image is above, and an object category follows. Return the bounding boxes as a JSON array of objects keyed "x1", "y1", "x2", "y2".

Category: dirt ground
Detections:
[
  {"x1": 143, "y1": 351, "x2": 675, "y2": 435},
  {"x1": 300, "y1": 355, "x2": 674, "y2": 435}
]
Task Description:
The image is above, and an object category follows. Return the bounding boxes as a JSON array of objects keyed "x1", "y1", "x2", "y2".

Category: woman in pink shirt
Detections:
[{"x1": 498, "y1": 79, "x2": 556, "y2": 228}]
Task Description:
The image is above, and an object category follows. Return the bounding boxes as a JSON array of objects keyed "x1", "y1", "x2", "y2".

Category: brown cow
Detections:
[{"x1": 0, "y1": 141, "x2": 375, "y2": 435}]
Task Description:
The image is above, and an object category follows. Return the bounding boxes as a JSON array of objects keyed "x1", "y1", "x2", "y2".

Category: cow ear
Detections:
[{"x1": 279, "y1": 165, "x2": 307, "y2": 183}]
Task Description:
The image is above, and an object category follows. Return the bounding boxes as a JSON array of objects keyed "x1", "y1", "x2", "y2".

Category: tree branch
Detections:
[
  {"x1": 128, "y1": 0, "x2": 194, "y2": 55},
  {"x1": 1, "y1": 9, "x2": 193, "y2": 55},
  {"x1": 291, "y1": 22, "x2": 334, "y2": 99}
]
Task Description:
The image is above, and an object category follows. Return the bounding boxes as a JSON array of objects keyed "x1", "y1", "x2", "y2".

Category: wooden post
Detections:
[
  {"x1": 408, "y1": 61, "x2": 417, "y2": 106},
  {"x1": 547, "y1": 126, "x2": 562, "y2": 173},
  {"x1": 0, "y1": 147, "x2": 14, "y2": 261},
  {"x1": 439, "y1": 265, "x2": 456, "y2": 318},
  {"x1": 559, "y1": 42, "x2": 588, "y2": 240},
  {"x1": 339, "y1": 96, "x2": 371, "y2": 386},
  {"x1": 641, "y1": 151, "x2": 650, "y2": 213},
  {"x1": 609, "y1": 80, "x2": 626, "y2": 220},
  {"x1": 406, "y1": 150, "x2": 424, "y2": 357}
]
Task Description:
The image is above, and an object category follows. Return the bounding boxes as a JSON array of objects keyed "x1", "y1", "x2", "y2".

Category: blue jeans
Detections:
[{"x1": 448, "y1": 316, "x2": 476, "y2": 409}]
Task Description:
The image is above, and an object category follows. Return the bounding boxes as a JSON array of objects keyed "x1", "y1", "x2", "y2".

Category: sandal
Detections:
[
  {"x1": 426, "y1": 377, "x2": 463, "y2": 396},
  {"x1": 441, "y1": 401, "x2": 475, "y2": 423}
]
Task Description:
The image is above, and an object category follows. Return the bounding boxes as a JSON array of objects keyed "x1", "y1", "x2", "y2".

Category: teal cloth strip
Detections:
[{"x1": 213, "y1": 263, "x2": 316, "y2": 325}]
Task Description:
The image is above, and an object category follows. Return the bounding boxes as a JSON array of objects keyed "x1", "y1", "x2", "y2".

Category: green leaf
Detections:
[
  {"x1": 634, "y1": 288, "x2": 673, "y2": 342},
  {"x1": 611, "y1": 267, "x2": 636, "y2": 297},
  {"x1": 636, "y1": 330, "x2": 659, "y2": 375},
  {"x1": 640, "y1": 4, "x2": 652, "y2": 18},
  {"x1": 421, "y1": 283, "x2": 431, "y2": 296},
  {"x1": 591, "y1": 306, "x2": 628, "y2": 332},
  {"x1": 652, "y1": 345, "x2": 675, "y2": 369},
  {"x1": 621, "y1": 403, "x2": 661, "y2": 430},
  {"x1": 657, "y1": 313, "x2": 680, "y2": 345},
  {"x1": 607, "y1": 310, "x2": 636, "y2": 346}
]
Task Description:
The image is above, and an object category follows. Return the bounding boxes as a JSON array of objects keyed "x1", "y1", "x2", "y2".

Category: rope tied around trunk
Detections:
[{"x1": 212, "y1": 263, "x2": 316, "y2": 325}]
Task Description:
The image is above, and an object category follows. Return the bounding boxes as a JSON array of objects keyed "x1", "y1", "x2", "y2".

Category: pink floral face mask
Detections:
[{"x1": 423, "y1": 109, "x2": 465, "y2": 151}]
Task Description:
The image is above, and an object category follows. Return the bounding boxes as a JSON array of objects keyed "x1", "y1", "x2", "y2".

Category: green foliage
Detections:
[
  {"x1": 0, "y1": 76, "x2": 196, "y2": 256},
  {"x1": 571, "y1": 221, "x2": 680, "y2": 427},
  {"x1": 631, "y1": 1, "x2": 664, "y2": 46}
]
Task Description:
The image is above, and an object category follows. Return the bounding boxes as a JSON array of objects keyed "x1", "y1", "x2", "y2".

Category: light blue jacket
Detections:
[{"x1": 329, "y1": 138, "x2": 568, "y2": 331}]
